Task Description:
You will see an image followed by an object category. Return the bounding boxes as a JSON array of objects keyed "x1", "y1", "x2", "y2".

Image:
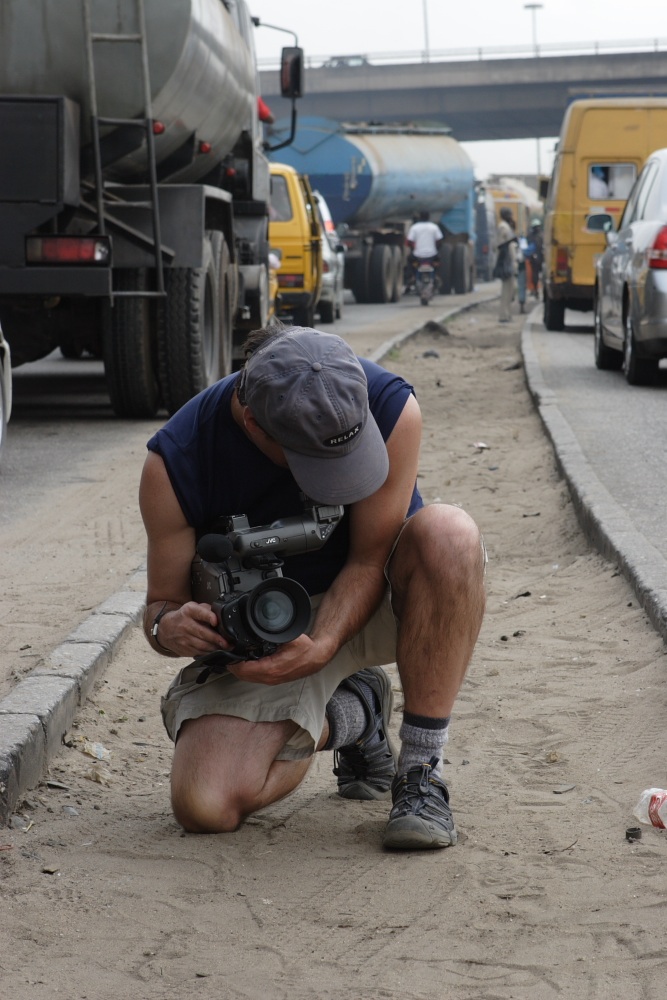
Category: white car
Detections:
[
  {"x1": 594, "y1": 146, "x2": 667, "y2": 385},
  {"x1": 314, "y1": 191, "x2": 345, "y2": 324},
  {"x1": 0, "y1": 323, "x2": 12, "y2": 466}
]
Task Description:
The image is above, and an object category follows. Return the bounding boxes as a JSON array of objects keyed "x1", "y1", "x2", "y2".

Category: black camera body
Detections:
[{"x1": 191, "y1": 498, "x2": 344, "y2": 661}]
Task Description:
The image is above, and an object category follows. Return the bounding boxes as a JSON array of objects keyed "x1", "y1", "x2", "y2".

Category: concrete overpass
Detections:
[{"x1": 259, "y1": 49, "x2": 667, "y2": 141}]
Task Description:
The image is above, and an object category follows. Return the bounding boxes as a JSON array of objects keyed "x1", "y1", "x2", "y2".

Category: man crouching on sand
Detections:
[{"x1": 139, "y1": 321, "x2": 486, "y2": 850}]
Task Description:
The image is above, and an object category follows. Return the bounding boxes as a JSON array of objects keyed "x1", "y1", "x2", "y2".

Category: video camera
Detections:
[{"x1": 191, "y1": 496, "x2": 344, "y2": 673}]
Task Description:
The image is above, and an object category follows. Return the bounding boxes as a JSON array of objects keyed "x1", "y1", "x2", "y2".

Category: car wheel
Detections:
[
  {"x1": 318, "y1": 299, "x2": 335, "y2": 324},
  {"x1": 335, "y1": 282, "x2": 344, "y2": 320},
  {"x1": 593, "y1": 291, "x2": 622, "y2": 370},
  {"x1": 543, "y1": 289, "x2": 565, "y2": 331},
  {"x1": 623, "y1": 310, "x2": 657, "y2": 386}
]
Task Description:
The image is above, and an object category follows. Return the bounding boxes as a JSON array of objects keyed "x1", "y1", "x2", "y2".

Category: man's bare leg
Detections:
[
  {"x1": 389, "y1": 503, "x2": 486, "y2": 717},
  {"x1": 171, "y1": 714, "x2": 330, "y2": 833},
  {"x1": 383, "y1": 503, "x2": 485, "y2": 849}
]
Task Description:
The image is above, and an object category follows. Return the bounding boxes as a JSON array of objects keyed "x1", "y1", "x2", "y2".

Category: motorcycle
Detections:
[{"x1": 414, "y1": 260, "x2": 437, "y2": 306}]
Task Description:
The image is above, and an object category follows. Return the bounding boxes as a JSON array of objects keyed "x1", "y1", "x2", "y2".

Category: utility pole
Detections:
[
  {"x1": 422, "y1": 0, "x2": 430, "y2": 62},
  {"x1": 524, "y1": 3, "x2": 544, "y2": 179}
]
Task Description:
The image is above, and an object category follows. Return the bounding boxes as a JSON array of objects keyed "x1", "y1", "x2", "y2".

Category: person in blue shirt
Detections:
[{"x1": 139, "y1": 321, "x2": 486, "y2": 851}]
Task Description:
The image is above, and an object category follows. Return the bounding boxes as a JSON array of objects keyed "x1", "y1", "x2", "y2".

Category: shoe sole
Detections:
[
  {"x1": 383, "y1": 817, "x2": 458, "y2": 850},
  {"x1": 337, "y1": 668, "x2": 398, "y2": 800},
  {"x1": 338, "y1": 780, "x2": 389, "y2": 801}
]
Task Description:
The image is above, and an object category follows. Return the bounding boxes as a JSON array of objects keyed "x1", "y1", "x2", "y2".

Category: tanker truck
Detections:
[
  {"x1": 267, "y1": 117, "x2": 476, "y2": 303},
  {"x1": 0, "y1": 0, "x2": 303, "y2": 418}
]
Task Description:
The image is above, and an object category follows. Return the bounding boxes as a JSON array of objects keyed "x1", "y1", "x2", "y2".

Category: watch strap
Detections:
[{"x1": 150, "y1": 601, "x2": 171, "y2": 650}]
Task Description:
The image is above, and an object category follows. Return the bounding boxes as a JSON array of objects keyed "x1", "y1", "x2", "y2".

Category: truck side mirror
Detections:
[{"x1": 280, "y1": 47, "x2": 304, "y2": 99}]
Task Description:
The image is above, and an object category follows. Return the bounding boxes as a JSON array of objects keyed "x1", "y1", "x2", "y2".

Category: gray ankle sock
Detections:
[
  {"x1": 398, "y1": 714, "x2": 450, "y2": 778},
  {"x1": 324, "y1": 680, "x2": 379, "y2": 750}
]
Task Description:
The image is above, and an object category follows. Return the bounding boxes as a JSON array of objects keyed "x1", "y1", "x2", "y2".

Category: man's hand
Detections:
[
  {"x1": 155, "y1": 602, "x2": 232, "y2": 658},
  {"x1": 227, "y1": 633, "x2": 328, "y2": 685}
]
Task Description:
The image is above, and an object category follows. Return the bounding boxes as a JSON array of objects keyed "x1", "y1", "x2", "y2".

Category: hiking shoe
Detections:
[
  {"x1": 333, "y1": 667, "x2": 398, "y2": 800},
  {"x1": 383, "y1": 755, "x2": 457, "y2": 850}
]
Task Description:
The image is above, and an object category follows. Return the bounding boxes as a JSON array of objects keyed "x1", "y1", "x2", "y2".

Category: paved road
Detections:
[{"x1": 522, "y1": 306, "x2": 667, "y2": 643}]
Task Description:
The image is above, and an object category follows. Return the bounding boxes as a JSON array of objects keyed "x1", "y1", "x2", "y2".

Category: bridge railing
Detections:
[{"x1": 257, "y1": 37, "x2": 667, "y2": 70}]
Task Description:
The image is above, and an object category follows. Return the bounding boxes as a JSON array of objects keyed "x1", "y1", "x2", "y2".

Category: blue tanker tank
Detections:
[{"x1": 269, "y1": 116, "x2": 475, "y2": 228}]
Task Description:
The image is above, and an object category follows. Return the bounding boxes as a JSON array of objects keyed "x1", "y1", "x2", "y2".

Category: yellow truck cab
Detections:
[
  {"x1": 543, "y1": 97, "x2": 667, "y2": 330},
  {"x1": 269, "y1": 162, "x2": 322, "y2": 327}
]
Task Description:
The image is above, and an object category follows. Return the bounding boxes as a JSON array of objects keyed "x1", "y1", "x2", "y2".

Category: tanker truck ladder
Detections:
[{"x1": 82, "y1": 0, "x2": 167, "y2": 301}]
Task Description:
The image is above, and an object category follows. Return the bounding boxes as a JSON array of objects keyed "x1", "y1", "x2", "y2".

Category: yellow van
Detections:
[
  {"x1": 269, "y1": 162, "x2": 322, "y2": 327},
  {"x1": 543, "y1": 97, "x2": 667, "y2": 330}
]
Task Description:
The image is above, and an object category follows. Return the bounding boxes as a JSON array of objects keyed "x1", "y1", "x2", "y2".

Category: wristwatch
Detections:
[{"x1": 150, "y1": 602, "x2": 170, "y2": 649}]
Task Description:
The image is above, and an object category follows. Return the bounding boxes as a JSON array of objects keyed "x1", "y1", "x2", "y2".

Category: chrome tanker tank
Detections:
[
  {"x1": 0, "y1": 0, "x2": 255, "y2": 183},
  {"x1": 268, "y1": 117, "x2": 475, "y2": 226}
]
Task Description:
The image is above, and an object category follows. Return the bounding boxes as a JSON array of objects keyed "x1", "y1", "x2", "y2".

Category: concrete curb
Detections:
[
  {"x1": 366, "y1": 295, "x2": 496, "y2": 364},
  {"x1": 521, "y1": 314, "x2": 667, "y2": 646},
  {"x1": 0, "y1": 295, "x2": 495, "y2": 826},
  {"x1": 0, "y1": 570, "x2": 147, "y2": 825}
]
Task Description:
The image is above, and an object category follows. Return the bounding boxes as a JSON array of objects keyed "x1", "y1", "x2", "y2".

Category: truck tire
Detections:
[
  {"x1": 292, "y1": 302, "x2": 315, "y2": 327},
  {"x1": 244, "y1": 264, "x2": 269, "y2": 333},
  {"x1": 158, "y1": 234, "x2": 222, "y2": 415},
  {"x1": 59, "y1": 339, "x2": 84, "y2": 360},
  {"x1": 103, "y1": 268, "x2": 160, "y2": 419},
  {"x1": 543, "y1": 289, "x2": 565, "y2": 331},
  {"x1": 452, "y1": 244, "x2": 468, "y2": 295},
  {"x1": 368, "y1": 244, "x2": 393, "y2": 303},
  {"x1": 211, "y1": 231, "x2": 234, "y2": 378},
  {"x1": 347, "y1": 245, "x2": 371, "y2": 303},
  {"x1": 347, "y1": 259, "x2": 368, "y2": 303},
  {"x1": 0, "y1": 361, "x2": 7, "y2": 469},
  {"x1": 390, "y1": 245, "x2": 403, "y2": 302},
  {"x1": 439, "y1": 244, "x2": 453, "y2": 295}
]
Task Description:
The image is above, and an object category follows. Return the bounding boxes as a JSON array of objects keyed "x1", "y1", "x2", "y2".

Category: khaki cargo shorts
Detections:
[{"x1": 160, "y1": 588, "x2": 398, "y2": 760}]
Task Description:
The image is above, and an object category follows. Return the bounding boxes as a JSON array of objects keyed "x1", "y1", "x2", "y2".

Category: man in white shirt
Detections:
[
  {"x1": 406, "y1": 211, "x2": 444, "y2": 292},
  {"x1": 407, "y1": 211, "x2": 444, "y2": 261}
]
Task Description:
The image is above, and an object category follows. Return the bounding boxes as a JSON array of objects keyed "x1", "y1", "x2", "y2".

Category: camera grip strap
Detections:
[{"x1": 192, "y1": 648, "x2": 255, "y2": 684}]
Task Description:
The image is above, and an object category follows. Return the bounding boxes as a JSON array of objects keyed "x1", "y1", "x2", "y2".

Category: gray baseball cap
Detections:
[{"x1": 240, "y1": 327, "x2": 389, "y2": 504}]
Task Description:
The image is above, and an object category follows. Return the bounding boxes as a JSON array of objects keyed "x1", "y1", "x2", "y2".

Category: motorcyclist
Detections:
[{"x1": 406, "y1": 211, "x2": 444, "y2": 291}]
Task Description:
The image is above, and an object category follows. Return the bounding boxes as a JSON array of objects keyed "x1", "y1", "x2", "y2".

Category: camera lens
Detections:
[
  {"x1": 252, "y1": 588, "x2": 296, "y2": 633},
  {"x1": 246, "y1": 578, "x2": 311, "y2": 644}
]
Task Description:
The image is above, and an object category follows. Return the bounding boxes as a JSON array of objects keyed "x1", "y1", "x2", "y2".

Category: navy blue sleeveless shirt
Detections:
[{"x1": 146, "y1": 358, "x2": 423, "y2": 596}]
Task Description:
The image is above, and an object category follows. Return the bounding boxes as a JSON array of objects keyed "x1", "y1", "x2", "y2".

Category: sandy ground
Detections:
[{"x1": 2, "y1": 297, "x2": 667, "y2": 999}]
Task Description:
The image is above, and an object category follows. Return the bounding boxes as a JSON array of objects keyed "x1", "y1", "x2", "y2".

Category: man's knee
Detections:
[
  {"x1": 170, "y1": 718, "x2": 258, "y2": 833},
  {"x1": 171, "y1": 769, "x2": 246, "y2": 834},
  {"x1": 392, "y1": 504, "x2": 485, "y2": 587}
]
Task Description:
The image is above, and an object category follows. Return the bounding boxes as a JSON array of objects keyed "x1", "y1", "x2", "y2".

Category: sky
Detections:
[{"x1": 248, "y1": 0, "x2": 665, "y2": 180}]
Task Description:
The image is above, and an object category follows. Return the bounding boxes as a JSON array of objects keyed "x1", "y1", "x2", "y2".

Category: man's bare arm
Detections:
[
  {"x1": 139, "y1": 452, "x2": 230, "y2": 657},
  {"x1": 310, "y1": 393, "x2": 422, "y2": 655}
]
